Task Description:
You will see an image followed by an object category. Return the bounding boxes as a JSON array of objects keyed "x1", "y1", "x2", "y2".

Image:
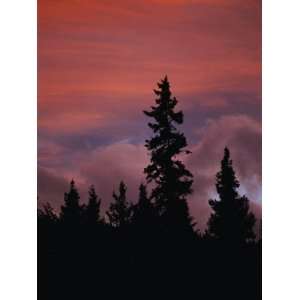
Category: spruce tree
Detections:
[
  {"x1": 207, "y1": 147, "x2": 256, "y2": 244},
  {"x1": 106, "y1": 181, "x2": 133, "y2": 228},
  {"x1": 60, "y1": 179, "x2": 83, "y2": 226},
  {"x1": 84, "y1": 185, "x2": 102, "y2": 225},
  {"x1": 144, "y1": 76, "x2": 194, "y2": 233},
  {"x1": 132, "y1": 183, "x2": 156, "y2": 228}
]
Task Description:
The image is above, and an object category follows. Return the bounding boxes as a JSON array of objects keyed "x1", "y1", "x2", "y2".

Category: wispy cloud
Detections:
[{"x1": 38, "y1": 0, "x2": 261, "y2": 230}]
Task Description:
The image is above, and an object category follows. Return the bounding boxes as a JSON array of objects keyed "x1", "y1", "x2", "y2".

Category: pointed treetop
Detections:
[
  {"x1": 118, "y1": 181, "x2": 126, "y2": 194},
  {"x1": 222, "y1": 147, "x2": 232, "y2": 167},
  {"x1": 138, "y1": 183, "x2": 148, "y2": 202},
  {"x1": 143, "y1": 77, "x2": 194, "y2": 232},
  {"x1": 207, "y1": 147, "x2": 256, "y2": 243},
  {"x1": 107, "y1": 181, "x2": 133, "y2": 227},
  {"x1": 88, "y1": 185, "x2": 98, "y2": 200},
  {"x1": 85, "y1": 185, "x2": 101, "y2": 224},
  {"x1": 224, "y1": 146, "x2": 230, "y2": 158},
  {"x1": 217, "y1": 146, "x2": 240, "y2": 193},
  {"x1": 156, "y1": 75, "x2": 170, "y2": 92},
  {"x1": 89, "y1": 184, "x2": 95, "y2": 192},
  {"x1": 67, "y1": 179, "x2": 79, "y2": 196},
  {"x1": 60, "y1": 178, "x2": 82, "y2": 224}
]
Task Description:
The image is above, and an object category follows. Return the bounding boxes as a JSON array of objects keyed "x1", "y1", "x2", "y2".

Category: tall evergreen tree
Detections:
[
  {"x1": 106, "y1": 181, "x2": 133, "y2": 228},
  {"x1": 84, "y1": 185, "x2": 102, "y2": 225},
  {"x1": 144, "y1": 76, "x2": 194, "y2": 233},
  {"x1": 207, "y1": 147, "x2": 256, "y2": 244},
  {"x1": 60, "y1": 179, "x2": 83, "y2": 225}
]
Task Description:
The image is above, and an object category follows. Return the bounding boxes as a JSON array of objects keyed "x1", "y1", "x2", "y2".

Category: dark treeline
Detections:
[{"x1": 38, "y1": 77, "x2": 261, "y2": 300}]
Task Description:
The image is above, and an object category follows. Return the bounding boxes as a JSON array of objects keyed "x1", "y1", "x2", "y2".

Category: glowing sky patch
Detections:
[{"x1": 38, "y1": 0, "x2": 261, "y2": 230}]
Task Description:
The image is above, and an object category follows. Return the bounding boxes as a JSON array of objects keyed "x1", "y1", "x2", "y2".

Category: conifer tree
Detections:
[
  {"x1": 84, "y1": 185, "x2": 102, "y2": 225},
  {"x1": 132, "y1": 183, "x2": 156, "y2": 228},
  {"x1": 60, "y1": 179, "x2": 83, "y2": 226},
  {"x1": 207, "y1": 147, "x2": 256, "y2": 244},
  {"x1": 38, "y1": 202, "x2": 58, "y2": 249},
  {"x1": 38, "y1": 202, "x2": 58, "y2": 225},
  {"x1": 144, "y1": 76, "x2": 194, "y2": 233},
  {"x1": 106, "y1": 181, "x2": 133, "y2": 228}
]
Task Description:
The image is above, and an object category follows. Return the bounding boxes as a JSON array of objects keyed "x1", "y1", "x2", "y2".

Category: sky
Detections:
[{"x1": 38, "y1": 0, "x2": 261, "y2": 230}]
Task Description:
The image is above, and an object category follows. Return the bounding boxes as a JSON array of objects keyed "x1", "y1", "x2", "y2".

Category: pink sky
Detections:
[{"x1": 38, "y1": 0, "x2": 261, "y2": 230}]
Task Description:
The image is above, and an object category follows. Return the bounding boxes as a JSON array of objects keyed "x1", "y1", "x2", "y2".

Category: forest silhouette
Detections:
[{"x1": 38, "y1": 77, "x2": 261, "y2": 300}]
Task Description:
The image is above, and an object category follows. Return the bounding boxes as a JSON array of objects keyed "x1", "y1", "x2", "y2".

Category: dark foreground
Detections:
[{"x1": 38, "y1": 223, "x2": 261, "y2": 300}]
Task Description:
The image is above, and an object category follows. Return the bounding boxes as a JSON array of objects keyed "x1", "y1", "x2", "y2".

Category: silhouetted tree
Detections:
[
  {"x1": 37, "y1": 202, "x2": 59, "y2": 300},
  {"x1": 144, "y1": 76, "x2": 194, "y2": 233},
  {"x1": 37, "y1": 80, "x2": 261, "y2": 300},
  {"x1": 38, "y1": 202, "x2": 58, "y2": 249},
  {"x1": 132, "y1": 183, "x2": 156, "y2": 229},
  {"x1": 60, "y1": 179, "x2": 83, "y2": 226},
  {"x1": 207, "y1": 147, "x2": 256, "y2": 244},
  {"x1": 106, "y1": 181, "x2": 133, "y2": 228},
  {"x1": 38, "y1": 202, "x2": 58, "y2": 225},
  {"x1": 83, "y1": 185, "x2": 103, "y2": 225}
]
